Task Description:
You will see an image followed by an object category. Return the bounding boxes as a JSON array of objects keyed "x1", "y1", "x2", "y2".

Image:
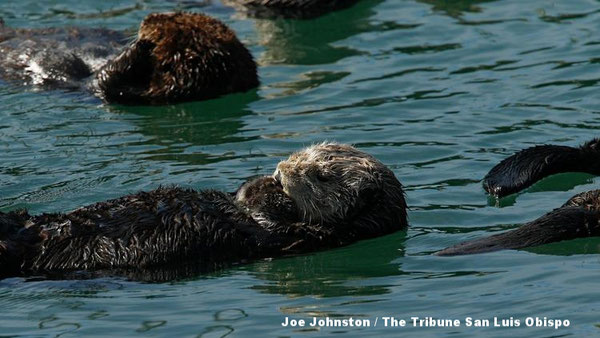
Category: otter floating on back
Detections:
[
  {"x1": 0, "y1": 12, "x2": 259, "y2": 105},
  {"x1": 437, "y1": 139, "x2": 600, "y2": 256},
  {"x1": 0, "y1": 143, "x2": 407, "y2": 280}
]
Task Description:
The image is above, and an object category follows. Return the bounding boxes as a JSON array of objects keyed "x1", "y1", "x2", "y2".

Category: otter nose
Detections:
[{"x1": 273, "y1": 167, "x2": 282, "y2": 183}]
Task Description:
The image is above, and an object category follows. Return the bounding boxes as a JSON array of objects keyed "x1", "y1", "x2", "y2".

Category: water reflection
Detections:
[
  {"x1": 106, "y1": 91, "x2": 261, "y2": 165},
  {"x1": 417, "y1": 0, "x2": 498, "y2": 18},
  {"x1": 243, "y1": 232, "x2": 407, "y2": 298},
  {"x1": 526, "y1": 237, "x2": 600, "y2": 255},
  {"x1": 245, "y1": 0, "x2": 387, "y2": 65}
]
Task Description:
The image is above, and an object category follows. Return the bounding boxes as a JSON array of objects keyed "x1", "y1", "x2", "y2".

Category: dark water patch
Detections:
[
  {"x1": 450, "y1": 60, "x2": 519, "y2": 74},
  {"x1": 538, "y1": 8, "x2": 600, "y2": 23},
  {"x1": 531, "y1": 77, "x2": 600, "y2": 89},
  {"x1": 393, "y1": 43, "x2": 462, "y2": 55}
]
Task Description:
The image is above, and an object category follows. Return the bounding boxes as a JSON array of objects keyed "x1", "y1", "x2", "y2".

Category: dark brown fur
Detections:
[
  {"x1": 96, "y1": 12, "x2": 259, "y2": 104},
  {"x1": 483, "y1": 139, "x2": 600, "y2": 198},
  {"x1": 0, "y1": 12, "x2": 259, "y2": 104},
  {"x1": 0, "y1": 179, "x2": 297, "y2": 280}
]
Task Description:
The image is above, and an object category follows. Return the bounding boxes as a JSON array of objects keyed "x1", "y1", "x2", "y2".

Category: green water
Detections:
[{"x1": 1, "y1": 0, "x2": 600, "y2": 336}]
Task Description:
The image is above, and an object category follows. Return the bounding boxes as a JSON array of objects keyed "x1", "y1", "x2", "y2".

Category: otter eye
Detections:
[{"x1": 315, "y1": 172, "x2": 330, "y2": 182}]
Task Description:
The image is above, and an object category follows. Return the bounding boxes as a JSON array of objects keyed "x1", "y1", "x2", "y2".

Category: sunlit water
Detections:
[{"x1": 1, "y1": 0, "x2": 600, "y2": 336}]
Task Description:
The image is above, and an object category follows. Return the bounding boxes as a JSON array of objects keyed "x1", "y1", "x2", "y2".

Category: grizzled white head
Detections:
[{"x1": 274, "y1": 142, "x2": 404, "y2": 225}]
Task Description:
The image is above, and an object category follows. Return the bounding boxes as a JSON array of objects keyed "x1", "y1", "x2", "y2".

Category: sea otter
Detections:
[
  {"x1": 0, "y1": 143, "x2": 407, "y2": 280},
  {"x1": 437, "y1": 139, "x2": 600, "y2": 256},
  {"x1": 0, "y1": 12, "x2": 258, "y2": 105},
  {"x1": 222, "y1": 0, "x2": 360, "y2": 19}
]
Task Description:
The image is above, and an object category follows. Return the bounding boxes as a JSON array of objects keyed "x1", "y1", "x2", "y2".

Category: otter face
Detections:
[
  {"x1": 274, "y1": 143, "x2": 402, "y2": 224},
  {"x1": 96, "y1": 12, "x2": 259, "y2": 105}
]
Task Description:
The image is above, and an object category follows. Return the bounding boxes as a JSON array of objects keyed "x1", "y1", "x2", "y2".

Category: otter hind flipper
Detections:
[
  {"x1": 483, "y1": 139, "x2": 600, "y2": 198},
  {"x1": 436, "y1": 199, "x2": 600, "y2": 256}
]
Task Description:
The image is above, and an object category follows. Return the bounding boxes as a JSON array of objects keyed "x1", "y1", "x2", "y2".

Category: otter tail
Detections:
[
  {"x1": 483, "y1": 139, "x2": 600, "y2": 198},
  {"x1": 436, "y1": 190, "x2": 600, "y2": 256}
]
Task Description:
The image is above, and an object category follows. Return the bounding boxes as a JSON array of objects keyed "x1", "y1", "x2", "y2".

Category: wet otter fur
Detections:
[
  {"x1": 437, "y1": 139, "x2": 600, "y2": 256},
  {"x1": 223, "y1": 0, "x2": 360, "y2": 19},
  {"x1": 96, "y1": 12, "x2": 258, "y2": 104},
  {"x1": 0, "y1": 24, "x2": 124, "y2": 89},
  {"x1": 0, "y1": 143, "x2": 407, "y2": 280},
  {"x1": 0, "y1": 12, "x2": 258, "y2": 104},
  {"x1": 483, "y1": 139, "x2": 600, "y2": 198}
]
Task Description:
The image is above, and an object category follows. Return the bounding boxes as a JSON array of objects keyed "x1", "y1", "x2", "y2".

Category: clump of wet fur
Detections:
[
  {"x1": 274, "y1": 142, "x2": 407, "y2": 233},
  {"x1": 96, "y1": 12, "x2": 259, "y2": 104}
]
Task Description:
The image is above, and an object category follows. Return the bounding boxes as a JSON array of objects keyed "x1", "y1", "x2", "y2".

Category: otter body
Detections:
[
  {"x1": 0, "y1": 186, "x2": 271, "y2": 276},
  {"x1": 437, "y1": 139, "x2": 600, "y2": 256},
  {"x1": 0, "y1": 24, "x2": 125, "y2": 89},
  {"x1": 483, "y1": 139, "x2": 600, "y2": 198},
  {"x1": 0, "y1": 143, "x2": 407, "y2": 280},
  {"x1": 1, "y1": 179, "x2": 309, "y2": 279},
  {"x1": 0, "y1": 12, "x2": 259, "y2": 105}
]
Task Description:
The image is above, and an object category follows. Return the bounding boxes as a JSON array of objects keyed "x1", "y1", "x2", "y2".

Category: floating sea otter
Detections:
[
  {"x1": 222, "y1": 0, "x2": 360, "y2": 19},
  {"x1": 437, "y1": 139, "x2": 600, "y2": 256},
  {"x1": 0, "y1": 12, "x2": 258, "y2": 105},
  {"x1": 0, "y1": 143, "x2": 407, "y2": 280}
]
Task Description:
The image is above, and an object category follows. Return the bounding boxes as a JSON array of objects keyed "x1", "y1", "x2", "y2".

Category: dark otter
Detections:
[
  {"x1": 0, "y1": 12, "x2": 258, "y2": 105},
  {"x1": 437, "y1": 139, "x2": 600, "y2": 256},
  {"x1": 222, "y1": 0, "x2": 360, "y2": 19},
  {"x1": 0, "y1": 143, "x2": 407, "y2": 280},
  {"x1": 0, "y1": 24, "x2": 124, "y2": 89},
  {"x1": 96, "y1": 12, "x2": 258, "y2": 104}
]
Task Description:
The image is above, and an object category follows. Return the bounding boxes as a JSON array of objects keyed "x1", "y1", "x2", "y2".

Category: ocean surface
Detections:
[{"x1": 1, "y1": 0, "x2": 600, "y2": 336}]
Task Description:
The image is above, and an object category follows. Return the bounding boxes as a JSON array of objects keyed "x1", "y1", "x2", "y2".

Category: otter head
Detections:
[
  {"x1": 235, "y1": 176, "x2": 300, "y2": 228},
  {"x1": 96, "y1": 12, "x2": 259, "y2": 105},
  {"x1": 273, "y1": 143, "x2": 408, "y2": 233}
]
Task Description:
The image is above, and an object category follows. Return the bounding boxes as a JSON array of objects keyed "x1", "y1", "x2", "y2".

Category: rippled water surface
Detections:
[{"x1": 1, "y1": 0, "x2": 600, "y2": 336}]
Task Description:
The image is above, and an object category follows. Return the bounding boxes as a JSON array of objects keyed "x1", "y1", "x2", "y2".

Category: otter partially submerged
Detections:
[
  {"x1": 223, "y1": 0, "x2": 360, "y2": 19},
  {"x1": 437, "y1": 139, "x2": 600, "y2": 256},
  {"x1": 0, "y1": 143, "x2": 407, "y2": 280},
  {"x1": 0, "y1": 12, "x2": 258, "y2": 105}
]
